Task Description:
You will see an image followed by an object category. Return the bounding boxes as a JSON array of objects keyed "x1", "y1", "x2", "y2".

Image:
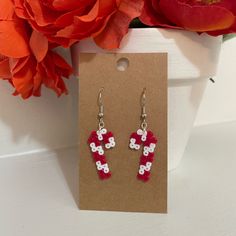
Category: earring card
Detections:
[{"x1": 79, "y1": 53, "x2": 167, "y2": 213}]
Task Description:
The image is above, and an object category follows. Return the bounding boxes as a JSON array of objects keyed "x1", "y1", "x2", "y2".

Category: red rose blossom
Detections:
[
  {"x1": 140, "y1": 0, "x2": 236, "y2": 35},
  {"x1": 14, "y1": 0, "x2": 144, "y2": 49},
  {"x1": 0, "y1": 1, "x2": 72, "y2": 99},
  {"x1": 0, "y1": 43, "x2": 72, "y2": 99}
]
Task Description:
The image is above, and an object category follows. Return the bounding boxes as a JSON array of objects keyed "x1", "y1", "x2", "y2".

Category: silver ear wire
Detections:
[
  {"x1": 141, "y1": 88, "x2": 148, "y2": 131},
  {"x1": 97, "y1": 87, "x2": 105, "y2": 130}
]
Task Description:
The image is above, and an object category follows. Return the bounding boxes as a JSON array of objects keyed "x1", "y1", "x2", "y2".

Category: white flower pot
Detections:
[{"x1": 72, "y1": 28, "x2": 222, "y2": 171}]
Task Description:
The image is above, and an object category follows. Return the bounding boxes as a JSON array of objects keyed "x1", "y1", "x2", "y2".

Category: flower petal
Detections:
[
  {"x1": 26, "y1": 0, "x2": 60, "y2": 26},
  {"x1": 140, "y1": 0, "x2": 182, "y2": 29},
  {"x1": 0, "y1": 0, "x2": 14, "y2": 20},
  {"x1": 94, "y1": 0, "x2": 144, "y2": 49},
  {"x1": 0, "y1": 20, "x2": 30, "y2": 58},
  {"x1": 30, "y1": 30, "x2": 48, "y2": 62},
  {"x1": 52, "y1": 0, "x2": 94, "y2": 11},
  {"x1": 0, "y1": 56, "x2": 11, "y2": 78},
  {"x1": 52, "y1": 52, "x2": 73, "y2": 77},
  {"x1": 159, "y1": 0, "x2": 235, "y2": 32},
  {"x1": 11, "y1": 57, "x2": 36, "y2": 99},
  {"x1": 56, "y1": 0, "x2": 117, "y2": 39}
]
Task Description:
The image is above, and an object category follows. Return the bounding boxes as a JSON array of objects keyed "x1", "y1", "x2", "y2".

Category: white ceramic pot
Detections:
[{"x1": 71, "y1": 28, "x2": 222, "y2": 171}]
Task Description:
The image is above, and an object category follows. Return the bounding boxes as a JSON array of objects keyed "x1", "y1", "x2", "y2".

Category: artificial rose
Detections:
[
  {"x1": 0, "y1": 0, "x2": 30, "y2": 58},
  {"x1": 6, "y1": 49, "x2": 72, "y2": 99},
  {"x1": 1, "y1": 44, "x2": 72, "y2": 99},
  {"x1": 140, "y1": 0, "x2": 236, "y2": 35},
  {"x1": 0, "y1": 28, "x2": 72, "y2": 99},
  {"x1": 0, "y1": 1, "x2": 72, "y2": 99},
  {"x1": 14, "y1": 0, "x2": 144, "y2": 49},
  {"x1": 0, "y1": 55, "x2": 11, "y2": 79}
]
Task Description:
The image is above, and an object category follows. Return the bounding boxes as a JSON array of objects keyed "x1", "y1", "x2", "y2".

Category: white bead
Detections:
[
  {"x1": 141, "y1": 135, "x2": 147, "y2": 142},
  {"x1": 101, "y1": 128, "x2": 107, "y2": 134},
  {"x1": 129, "y1": 143, "x2": 135, "y2": 149},
  {"x1": 96, "y1": 161, "x2": 101, "y2": 166},
  {"x1": 109, "y1": 137, "x2": 114, "y2": 142},
  {"x1": 143, "y1": 150, "x2": 149, "y2": 156},
  {"x1": 150, "y1": 143, "x2": 156, "y2": 149},
  {"x1": 137, "y1": 129, "x2": 143, "y2": 135},
  {"x1": 96, "y1": 161, "x2": 103, "y2": 170},
  {"x1": 105, "y1": 144, "x2": 111, "y2": 149},
  {"x1": 146, "y1": 162, "x2": 152, "y2": 168},
  {"x1": 110, "y1": 142, "x2": 115, "y2": 147},
  {"x1": 97, "y1": 166, "x2": 103, "y2": 171},
  {"x1": 91, "y1": 147, "x2": 97, "y2": 152},
  {"x1": 139, "y1": 169, "x2": 145, "y2": 175},
  {"x1": 149, "y1": 148, "x2": 154, "y2": 153},
  {"x1": 103, "y1": 164, "x2": 108, "y2": 168},
  {"x1": 130, "y1": 138, "x2": 136, "y2": 143},
  {"x1": 98, "y1": 150, "x2": 104, "y2": 155},
  {"x1": 98, "y1": 134, "x2": 103, "y2": 141},
  {"x1": 90, "y1": 143, "x2": 96, "y2": 148},
  {"x1": 135, "y1": 144, "x2": 140, "y2": 150},
  {"x1": 144, "y1": 146, "x2": 149, "y2": 152},
  {"x1": 140, "y1": 165, "x2": 145, "y2": 171}
]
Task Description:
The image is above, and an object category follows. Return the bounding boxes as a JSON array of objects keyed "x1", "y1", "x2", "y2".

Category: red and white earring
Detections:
[
  {"x1": 129, "y1": 88, "x2": 158, "y2": 182},
  {"x1": 88, "y1": 88, "x2": 115, "y2": 180}
]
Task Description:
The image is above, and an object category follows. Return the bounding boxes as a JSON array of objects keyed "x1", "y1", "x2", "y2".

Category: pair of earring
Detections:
[{"x1": 88, "y1": 88, "x2": 158, "y2": 182}]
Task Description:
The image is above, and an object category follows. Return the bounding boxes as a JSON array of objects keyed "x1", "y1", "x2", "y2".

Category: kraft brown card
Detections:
[{"x1": 78, "y1": 53, "x2": 167, "y2": 213}]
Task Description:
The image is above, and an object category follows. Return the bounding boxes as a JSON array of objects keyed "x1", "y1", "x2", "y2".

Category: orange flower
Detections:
[
  {"x1": 0, "y1": 55, "x2": 11, "y2": 79},
  {"x1": 140, "y1": 0, "x2": 236, "y2": 35},
  {"x1": 13, "y1": 0, "x2": 144, "y2": 49},
  {"x1": 0, "y1": 1, "x2": 72, "y2": 99},
  {"x1": 0, "y1": 42, "x2": 72, "y2": 99},
  {"x1": 7, "y1": 48, "x2": 72, "y2": 99}
]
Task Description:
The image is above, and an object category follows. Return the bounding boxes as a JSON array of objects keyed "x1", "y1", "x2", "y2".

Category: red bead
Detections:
[
  {"x1": 93, "y1": 153, "x2": 106, "y2": 162},
  {"x1": 88, "y1": 129, "x2": 115, "y2": 180},
  {"x1": 147, "y1": 131, "x2": 154, "y2": 139},
  {"x1": 99, "y1": 171, "x2": 111, "y2": 180},
  {"x1": 144, "y1": 136, "x2": 158, "y2": 146},
  {"x1": 103, "y1": 131, "x2": 114, "y2": 144},
  {"x1": 130, "y1": 129, "x2": 158, "y2": 182},
  {"x1": 88, "y1": 131, "x2": 99, "y2": 144},
  {"x1": 137, "y1": 171, "x2": 150, "y2": 182},
  {"x1": 130, "y1": 132, "x2": 142, "y2": 144},
  {"x1": 140, "y1": 154, "x2": 154, "y2": 164}
]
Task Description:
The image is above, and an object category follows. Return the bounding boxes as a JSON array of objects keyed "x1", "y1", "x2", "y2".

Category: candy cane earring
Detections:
[
  {"x1": 88, "y1": 88, "x2": 115, "y2": 180},
  {"x1": 129, "y1": 88, "x2": 158, "y2": 182}
]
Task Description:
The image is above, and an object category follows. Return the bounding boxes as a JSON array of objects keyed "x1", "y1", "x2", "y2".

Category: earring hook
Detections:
[
  {"x1": 98, "y1": 87, "x2": 104, "y2": 106},
  {"x1": 141, "y1": 88, "x2": 147, "y2": 131},
  {"x1": 98, "y1": 87, "x2": 105, "y2": 130},
  {"x1": 141, "y1": 87, "x2": 147, "y2": 107}
]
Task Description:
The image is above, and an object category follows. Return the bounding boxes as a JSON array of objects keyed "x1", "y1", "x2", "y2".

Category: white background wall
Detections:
[{"x1": 0, "y1": 38, "x2": 236, "y2": 158}]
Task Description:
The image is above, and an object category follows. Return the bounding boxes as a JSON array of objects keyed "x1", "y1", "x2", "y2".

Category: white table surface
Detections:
[{"x1": 0, "y1": 122, "x2": 236, "y2": 236}]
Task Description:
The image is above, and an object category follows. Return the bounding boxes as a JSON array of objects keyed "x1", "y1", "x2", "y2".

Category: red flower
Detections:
[
  {"x1": 0, "y1": 1, "x2": 72, "y2": 99},
  {"x1": 140, "y1": 0, "x2": 236, "y2": 35},
  {"x1": 6, "y1": 48, "x2": 72, "y2": 99},
  {"x1": 0, "y1": 43, "x2": 72, "y2": 99},
  {"x1": 14, "y1": 0, "x2": 144, "y2": 49}
]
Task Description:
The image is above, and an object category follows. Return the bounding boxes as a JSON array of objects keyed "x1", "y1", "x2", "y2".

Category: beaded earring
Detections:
[
  {"x1": 129, "y1": 88, "x2": 158, "y2": 182},
  {"x1": 88, "y1": 88, "x2": 115, "y2": 180}
]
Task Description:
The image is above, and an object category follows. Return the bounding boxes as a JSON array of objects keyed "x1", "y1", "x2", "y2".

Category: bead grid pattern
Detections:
[
  {"x1": 129, "y1": 129, "x2": 158, "y2": 182},
  {"x1": 88, "y1": 128, "x2": 115, "y2": 180}
]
